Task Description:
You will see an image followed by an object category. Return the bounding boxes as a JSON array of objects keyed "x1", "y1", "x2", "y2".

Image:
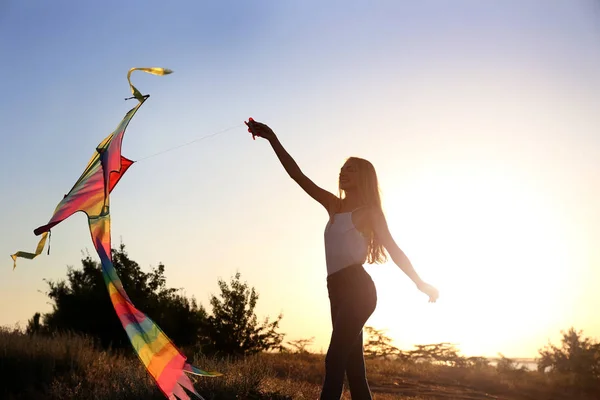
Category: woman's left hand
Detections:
[{"x1": 417, "y1": 281, "x2": 439, "y2": 303}]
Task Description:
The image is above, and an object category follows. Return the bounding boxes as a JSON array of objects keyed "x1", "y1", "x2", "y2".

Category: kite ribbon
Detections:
[
  {"x1": 127, "y1": 67, "x2": 173, "y2": 101},
  {"x1": 10, "y1": 232, "x2": 48, "y2": 269}
]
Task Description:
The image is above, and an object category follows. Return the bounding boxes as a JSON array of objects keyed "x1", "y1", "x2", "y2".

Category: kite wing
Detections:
[{"x1": 11, "y1": 68, "x2": 220, "y2": 400}]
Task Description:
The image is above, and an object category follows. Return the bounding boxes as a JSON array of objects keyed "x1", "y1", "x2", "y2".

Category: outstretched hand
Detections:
[
  {"x1": 417, "y1": 281, "x2": 439, "y2": 303},
  {"x1": 245, "y1": 118, "x2": 276, "y2": 141}
]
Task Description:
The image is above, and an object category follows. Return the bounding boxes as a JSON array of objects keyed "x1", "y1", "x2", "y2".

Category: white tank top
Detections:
[{"x1": 324, "y1": 211, "x2": 368, "y2": 276}]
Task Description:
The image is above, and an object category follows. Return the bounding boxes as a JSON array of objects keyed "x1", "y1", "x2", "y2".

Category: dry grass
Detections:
[{"x1": 1, "y1": 327, "x2": 599, "y2": 400}]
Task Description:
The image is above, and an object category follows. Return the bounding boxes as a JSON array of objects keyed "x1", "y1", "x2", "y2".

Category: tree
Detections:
[
  {"x1": 409, "y1": 342, "x2": 466, "y2": 366},
  {"x1": 538, "y1": 327, "x2": 600, "y2": 381},
  {"x1": 202, "y1": 272, "x2": 284, "y2": 356},
  {"x1": 465, "y1": 356, "x2": 491, "y2": 369},
  {"x1": 36, "y1": 243, "x2": 207, "y2": 350},
  {"x1": 495, "y1": 353, "x2": 526, "y2": 373},
  {"x1": 363, "y1": 326, "x2": 402, "y2": 360},
  {"x1": 285, "y1": 337, "x2": 315, "y2": 354}
]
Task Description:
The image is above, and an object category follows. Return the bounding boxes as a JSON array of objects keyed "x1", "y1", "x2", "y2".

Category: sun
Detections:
[{"x1": 365, "y1": 164, "x2": 577, "y2": 357}]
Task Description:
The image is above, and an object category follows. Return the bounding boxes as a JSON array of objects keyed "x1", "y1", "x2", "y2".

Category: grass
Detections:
[{"x1": 1, "y1": 327, "x2": 599, "y2": 400}]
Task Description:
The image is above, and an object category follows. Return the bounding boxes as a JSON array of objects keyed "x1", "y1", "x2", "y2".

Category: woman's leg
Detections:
[
  {"x1": 345, "y1": 330, "x2": 373, "y2": 400},
  {"x1": 320, "y1": 268, "x2": 377, "y2": 400},
  {"x1": 320, "y1": 301, "x2": 370, "y2": 399}
]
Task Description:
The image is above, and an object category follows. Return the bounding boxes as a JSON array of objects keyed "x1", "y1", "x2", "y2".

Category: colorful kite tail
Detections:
[{"x1": 11, "y1": 68, "x2": 221, "y2": 400}]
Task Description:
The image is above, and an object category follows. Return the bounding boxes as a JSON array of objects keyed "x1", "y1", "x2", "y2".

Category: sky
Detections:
[{"x1": 1, "y1": 0, "x2": 599, "y2": 359}]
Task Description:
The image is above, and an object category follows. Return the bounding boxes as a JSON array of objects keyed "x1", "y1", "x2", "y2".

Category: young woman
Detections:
[{"x1": 246, "y1": 119, "x2": 439, "y2": 400}]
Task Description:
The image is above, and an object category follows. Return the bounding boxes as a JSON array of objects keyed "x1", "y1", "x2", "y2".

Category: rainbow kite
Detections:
[{"x1": 11, "y1": 68, "x2": 220, "y2": 400}]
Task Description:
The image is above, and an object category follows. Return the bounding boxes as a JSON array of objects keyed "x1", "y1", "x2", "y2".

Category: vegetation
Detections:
[
  {"x1": 537, "y1": 327, "x2": 600, "y2": 390},
  {"x1": 26, "y1": 244, "x2": 283, "y2": 357},
  {"x1": 2, "y1": 244, "x2": 598, "y2": 399},
  {"x1": 202, "y1": 272, "x2": 284, "y2": 356},
  {"x1": 2, "y1": 325, "x2": 600, "y2": 400}
]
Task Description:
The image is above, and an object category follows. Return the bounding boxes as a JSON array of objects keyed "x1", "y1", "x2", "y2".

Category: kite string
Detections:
[{"x1": 135, "y1": 123, "x2": 245, "y2": 162}]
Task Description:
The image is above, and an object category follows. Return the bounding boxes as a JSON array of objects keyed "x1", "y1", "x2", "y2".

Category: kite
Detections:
[{"x1": 11, "y1": 68, "x2": 220, "y2": 400}]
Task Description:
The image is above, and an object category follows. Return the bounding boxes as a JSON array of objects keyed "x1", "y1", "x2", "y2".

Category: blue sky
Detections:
[{"x1": 1, "y1": 1, "x2": 600, "y2": 357}]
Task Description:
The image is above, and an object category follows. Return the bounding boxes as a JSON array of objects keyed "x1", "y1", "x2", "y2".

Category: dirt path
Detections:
[{"x1": 370, "y1": 378, "x2": 517, "y2": 400}]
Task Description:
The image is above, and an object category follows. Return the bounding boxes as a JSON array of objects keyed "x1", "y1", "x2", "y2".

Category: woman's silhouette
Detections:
[{"x1": 246, "y1": 119, "x2": 439, "y2": 400}]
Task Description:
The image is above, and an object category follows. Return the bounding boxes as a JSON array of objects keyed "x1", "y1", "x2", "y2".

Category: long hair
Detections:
[{"x1": 339, "y1": 157, "x2": 388, "y2": 264}]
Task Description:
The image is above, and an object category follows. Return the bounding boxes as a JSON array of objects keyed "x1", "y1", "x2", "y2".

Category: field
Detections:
[{"x1": 1, "y1": 327, "x2": 597, "y2": 400}]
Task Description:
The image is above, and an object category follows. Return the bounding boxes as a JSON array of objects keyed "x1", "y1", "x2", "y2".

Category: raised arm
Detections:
[
  {"x1": 369, "y1": 208, "x2": 439, "y2": 302},
  {"x1": 247, "y1": 119, "x2": 339, "y2": 213}
]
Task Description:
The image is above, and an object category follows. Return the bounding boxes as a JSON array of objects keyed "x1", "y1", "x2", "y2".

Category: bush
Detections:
[
  {"x1": 538, "y1": 327, "x2": 600, "y2": 388},
  {"x1": 202, "y1": 272, "x2": 284, "y2": 356}
]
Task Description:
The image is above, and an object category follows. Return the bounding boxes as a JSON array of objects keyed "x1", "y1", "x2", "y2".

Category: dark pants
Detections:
[{"x1": 320, "y1": 264, "x2": 377, "y2": 400}]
